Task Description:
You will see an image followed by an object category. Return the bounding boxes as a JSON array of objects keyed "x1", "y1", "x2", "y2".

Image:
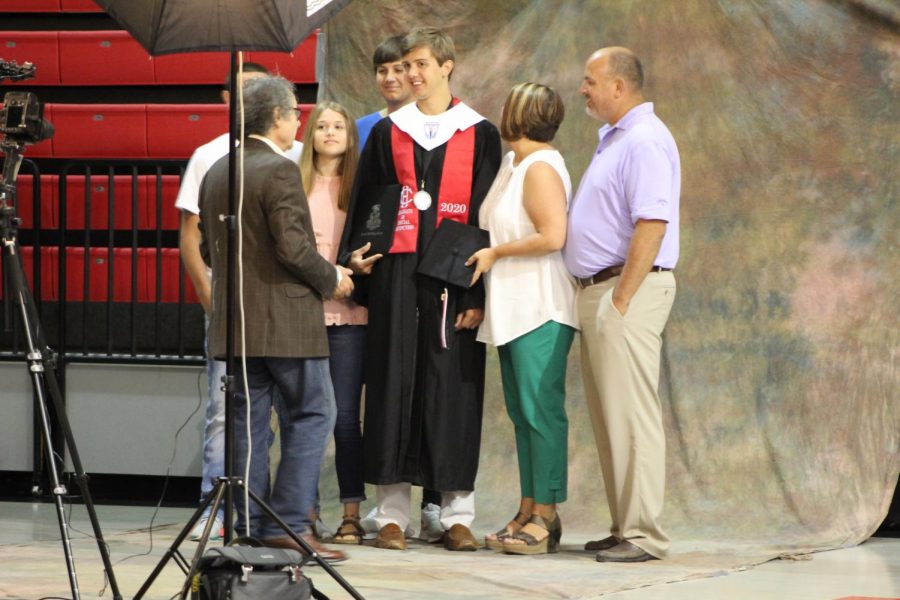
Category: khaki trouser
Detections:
[{"x1": 577, "y1": 271, "x2": 675, "y2": 558}]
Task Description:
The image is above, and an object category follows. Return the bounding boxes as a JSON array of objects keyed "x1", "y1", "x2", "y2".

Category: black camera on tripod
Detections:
[
  {"x1": 0, "y1": 91, "x2": 54, "y2": 146},
  {"x1": 1, "y1": 58, "x2": 52, "y2": 148}
]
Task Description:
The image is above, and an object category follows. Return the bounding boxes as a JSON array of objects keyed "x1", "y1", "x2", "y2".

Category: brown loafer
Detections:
[
  {"x1": 443, "y1": 523, "x2": 480, "y2": 551},
  {"x1": 263, "y1": 535, "x2": 348, "y2": 563},
  {"x1": 595, "y1": 540, "x2": 658, "y2": 563},
  {"x1": 375, "y1": 523, "x2": 407, "y2": 550},
  {"x1": 584, "y1": 535, "x2": 620, "y2": 552}
]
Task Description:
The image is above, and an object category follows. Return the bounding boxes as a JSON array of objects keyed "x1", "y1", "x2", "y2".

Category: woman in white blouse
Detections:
[{"x1": 467, "y1": 82, "x2": 578, "y2": 555}]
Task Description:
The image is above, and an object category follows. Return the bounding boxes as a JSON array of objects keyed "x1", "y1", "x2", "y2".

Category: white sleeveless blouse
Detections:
[{"x1": 477, "y1": 149, "x2": 579, "y2": 346}]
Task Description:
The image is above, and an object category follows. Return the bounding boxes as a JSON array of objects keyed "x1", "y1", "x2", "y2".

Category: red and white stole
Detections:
[{"x1": 388, "y1": 106, "x2": 477, "y2": 254}]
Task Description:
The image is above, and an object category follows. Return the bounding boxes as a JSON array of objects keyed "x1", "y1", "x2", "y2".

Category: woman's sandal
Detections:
[
  {"x1": 332, "y1": 516, "x2": 365, "y2": 545},
  {"x1": 484, "y1": 511, "x2": 531, "y2": 551},
  {"x1": 502, "y1": 513, "x2": 562, "y2": 555}
]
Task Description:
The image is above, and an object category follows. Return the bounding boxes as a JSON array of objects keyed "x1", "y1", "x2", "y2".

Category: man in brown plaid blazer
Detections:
[{"x1": 200, "y1": 75, "x2": 353, "y2": 562}]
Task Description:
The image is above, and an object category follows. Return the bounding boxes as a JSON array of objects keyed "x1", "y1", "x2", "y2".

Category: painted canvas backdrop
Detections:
[{"x1": 313, "y1": 0, "x2": 899, "y2": 552}]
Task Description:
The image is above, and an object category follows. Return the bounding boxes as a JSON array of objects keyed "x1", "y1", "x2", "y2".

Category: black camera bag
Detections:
[{"x1": 191, "y1": 545, "x2": 313, "y2": 600}]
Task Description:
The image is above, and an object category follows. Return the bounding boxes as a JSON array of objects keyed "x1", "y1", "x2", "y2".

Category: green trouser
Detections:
[{"x1": 497, "y1": 320, "x2": 575, "y2": 504}]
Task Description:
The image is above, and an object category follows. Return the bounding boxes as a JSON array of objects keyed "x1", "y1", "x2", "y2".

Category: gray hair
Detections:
[{"x1": 241, "y1": 75, "x2": 296, "y2": 137}]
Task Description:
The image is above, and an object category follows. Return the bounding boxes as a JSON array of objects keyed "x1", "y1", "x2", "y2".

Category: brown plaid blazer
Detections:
[{"x1": 199, "y1": 137, "x2": 336, "y2": 359}]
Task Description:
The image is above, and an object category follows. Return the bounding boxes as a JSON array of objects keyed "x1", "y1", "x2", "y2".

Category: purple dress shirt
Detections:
[{"x1": 563, "y1": 102, "x2": 680, "y2": 278}]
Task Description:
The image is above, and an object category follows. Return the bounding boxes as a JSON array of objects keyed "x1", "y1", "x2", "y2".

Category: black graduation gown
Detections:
[{"x1": 339, "y1": 116, "x2": 501, "y2": 491}]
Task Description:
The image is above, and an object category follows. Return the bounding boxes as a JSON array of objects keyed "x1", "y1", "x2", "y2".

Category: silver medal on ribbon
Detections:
[{"x1": 413, "y1": 189, "x2": 433, "y2": 211}]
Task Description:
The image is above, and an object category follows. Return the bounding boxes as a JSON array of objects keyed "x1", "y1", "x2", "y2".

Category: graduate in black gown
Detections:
[{"x1": 339, "y1": 27, "x2": 501, "y2": 551}]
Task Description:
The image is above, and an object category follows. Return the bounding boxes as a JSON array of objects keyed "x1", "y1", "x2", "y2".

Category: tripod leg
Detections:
[
  {"x1": 31, "y1": 395, "x2": 43, "y2": 497},
  {"x1": 5, "y1": 235, "x2": 125, "y2": 600},
  {"x1": 39, "y1": 360, "x2": 125, "y2": 600},
  {"x1": 177, "y1": 480, "x2": 229, "y2": 600},
  {"x1": 133, "y1": 479, "x2": 226, "y2": 600},
  {"x1": 32, "y1": 363, "x2": 82, "y2": 600},
  {"x1": 5, "y1": 249, "x2": 81, "y2": 599},
  {"x1": 245, "y1": 486, "x2": 365, "y2": 600},
  {"x1": 140, "y1": 478, "x2": 366, "y2": 600}
]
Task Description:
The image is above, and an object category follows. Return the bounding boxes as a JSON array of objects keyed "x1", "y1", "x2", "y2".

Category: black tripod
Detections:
[
  {"x1": 135, "y1": 476, "x2": 365, "y2": 599},
  {"x1": 134, "y1": 52, "x2": 363, "y2": 600},
  {"x1": 1, "y1": 139, "x2": 123, "y2": 600}
]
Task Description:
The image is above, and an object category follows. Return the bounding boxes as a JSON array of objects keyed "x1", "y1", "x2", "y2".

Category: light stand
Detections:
[
  {"x1": 1, "y1": 138, "x2": 123, "y2": 600},
  {"x1": 134, "y1": 52, "x2": 364, "y2": 600}
]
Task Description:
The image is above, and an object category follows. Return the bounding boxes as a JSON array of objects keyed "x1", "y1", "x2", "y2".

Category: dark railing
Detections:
[{"x1": 1, "y1": 158, "x2": 205, "y2": 365}]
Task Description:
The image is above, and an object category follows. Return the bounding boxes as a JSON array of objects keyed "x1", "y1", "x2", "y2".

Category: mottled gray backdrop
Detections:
[{"x1": 313, "y1": 0, "x2": 899, "y2": 551}]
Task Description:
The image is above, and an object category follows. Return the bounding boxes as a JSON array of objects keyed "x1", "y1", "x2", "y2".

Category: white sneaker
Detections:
[
  {"x1": 419, "y1": 503, "x2": 444, "y2": 543},
  {"x1": 311, "y1": 515, "x2": 334, "y2": 539},
  {"x1": 190, "y1": 515, "x2": 224, "y2": 542},
  {"x1": 359, "y1": 506, "x2": 415, "y2": 539},
  {"x1": 359, "y1": 506, "x2": 380, "y2": 539}
]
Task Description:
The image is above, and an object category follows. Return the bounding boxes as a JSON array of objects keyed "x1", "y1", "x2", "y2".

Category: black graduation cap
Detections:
[
  {"x1": 347, "y1": 184, "x2": 402, "y2": 256},
  {"x1": 417, "y1": 218, "x2": 490, "y2": 288}
]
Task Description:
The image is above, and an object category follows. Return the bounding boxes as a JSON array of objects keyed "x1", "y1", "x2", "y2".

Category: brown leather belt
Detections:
[{"x1": 576, "y1": 265, "x2": 672, "y2": 288}]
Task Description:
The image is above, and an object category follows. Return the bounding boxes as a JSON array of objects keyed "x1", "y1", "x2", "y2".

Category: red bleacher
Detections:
[
  {"x1": 145, "y1": 175, "x2": 181, "y2": 230},
  {"x1": 153, "y1": 52, "x2": 232, "y2": 85},
  {"x1": 15, "y1": 175, "x2": 58, "y2": 229},
  {"x1": 62, "y1": 246, "x2": 135, "y2": 302},
  {"x1": 0, "y1": 0, "x2": 103, "y2": 10},
  {"x1": 146, "y1": 104, "x2": 229, "y2": 158},
  {"x1": 250, "y1": 34, "x2": 318, "y2": 84},
  {"x1": 63, "y1": 175, "x2": 181, "y2": 230},
  {"x1": 58, "y1": 31, "x2": 155, "y2": 85},
  {"x1": 15, "y1": 175, "x2": 181, "y2": 231},
  {"x1": 1, "y1": 31, "x2": 60, "y2": 85},
  {"x1": 5, "y1": 246, "x2": 198, "y2": 304},
  {"x1": 3, "y1": 30, "x2": 318, "y2": 86},
  {"x1": 6, "y1": 247, "x2": 132, "y2": 302},
  {"x1": 63, "y1": 175, "x2": 140, "y2": 230},
  {"x1": 0, "y1": 0, "x2": 63, "y2": 12},
  {"x1": 143, "y1": 248, "x2": 199, "y2": 304},
  {"x1": 51, "y1": 104, "x2": 148, "y2": 157},
  {"x1": 33, "y1": 103, "x2": 312, "y2": 159},
  {"x1": 3, "y1": 246, "x2": 54, "y2": 299},
  {"x1": 59, "y1": 0, "x2": 102, "y2": 11}
]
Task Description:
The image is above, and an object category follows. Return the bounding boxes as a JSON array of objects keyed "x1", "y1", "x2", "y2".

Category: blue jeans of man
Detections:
[
  {"x1": 199, "y1": 321, "x2": 276, "y2": 522},
  {"x1": 199, "y1": 322, "x2": 226, "y2": 522},
  {"x1": 233, "y1": 356, "x2": 336, "y2": 538},
  {"x1": 327, "y1": 325, "x2": 367, "y2": 503}
]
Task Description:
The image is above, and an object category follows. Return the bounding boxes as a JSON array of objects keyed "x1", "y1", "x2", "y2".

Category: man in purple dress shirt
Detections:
[{"x1": 563, "y1": 47, "x2": 680, "y2": 563}]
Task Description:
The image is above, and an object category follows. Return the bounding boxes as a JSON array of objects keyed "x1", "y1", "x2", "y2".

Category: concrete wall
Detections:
[{"x1": 0, "y1": 362, "x2": 204, "y2": 477}]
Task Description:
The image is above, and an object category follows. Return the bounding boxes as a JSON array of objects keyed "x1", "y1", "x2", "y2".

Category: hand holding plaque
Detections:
[
  {"x1": 346, "y1": 184, "x2": 402, "y2": 256},
  {"x1": 348, "y1": 242, "x2": 383, "y2": 275}
]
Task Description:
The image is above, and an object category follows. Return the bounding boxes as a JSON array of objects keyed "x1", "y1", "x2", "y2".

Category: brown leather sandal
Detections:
[
  {"x1": 484, "y1": 511, "x2": 530, "y2": 551},
  {"x1": 332, "y1": 516, "x2": 365, "y2": 545}
]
